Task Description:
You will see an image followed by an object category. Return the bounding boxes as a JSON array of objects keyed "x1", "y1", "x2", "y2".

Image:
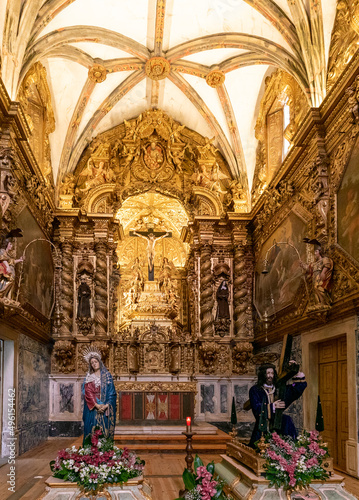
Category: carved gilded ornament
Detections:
[
  {"x1": 145, "y1": 57, "x2": 171, "y2": 80},
  {"x1": 114, "y1": 381, "x2": 197, "y2": 392},
  {"x1": 251, "y1": 69, "x2": 309, "y2": 204},
  {"x1": 232, "y1": 341, "x2": 253, "y2": 374},
  {"x1": 52, "y1": 340, "x2": 75, "y2": 373},
  {"x1": 88, "y1": 64, "x2": 107, "y2": 83},
  {"x1": 71, "y1": 109, "x2": 230, "y2": 218},
  {"x1": 327, "y1": 1, "x2": 359, "y2": 91},
  {"x1": 205, "y1": 70, "x2": 225, "y2": 88},
  {"x1": 351, "y1": 0, "x2": 359, "y2": 34},
  {"x1": 17, "y1": 62, "x2": 55, "y2": 184}
]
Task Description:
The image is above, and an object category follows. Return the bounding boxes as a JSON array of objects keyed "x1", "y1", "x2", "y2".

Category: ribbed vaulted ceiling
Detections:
[{"x1": 0, "y1": 0, "x2": 338, "y2": 194}]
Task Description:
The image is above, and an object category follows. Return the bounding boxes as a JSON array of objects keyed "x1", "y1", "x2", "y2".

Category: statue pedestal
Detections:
[
  {"x1": 41, "y1": 476, "x2": 152, "y2": 499},
  {"x1": 215, "y1": 453, "x2": 356, "y2": 499}
]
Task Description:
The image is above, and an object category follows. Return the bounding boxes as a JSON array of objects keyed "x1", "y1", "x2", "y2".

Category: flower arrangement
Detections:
[
  {"x1": 263, "y1": 430, "x2": 329, "y2": 491},
  {"x1": 50, "y1": 428, "x2": 145, "y2": 494},
  {"x1": 175, "y1": 455, "x2": 229, "y2": 500}
]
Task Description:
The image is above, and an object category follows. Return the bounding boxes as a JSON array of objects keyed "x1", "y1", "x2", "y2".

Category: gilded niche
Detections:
[
  {"x1": 251, "y1": 70, "x2": 309, "y2": 206},
  {"x1": 17, "y1": 62, "x2": 55, "y2": 185}
]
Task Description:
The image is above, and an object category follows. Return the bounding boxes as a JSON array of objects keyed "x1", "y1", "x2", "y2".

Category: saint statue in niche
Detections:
[
  {"x1": 77, "y1": 275, "x2": 92, "y2": 318},
  {"x1": 216, "y1": 280, "x2": 230, "y2": 319}
]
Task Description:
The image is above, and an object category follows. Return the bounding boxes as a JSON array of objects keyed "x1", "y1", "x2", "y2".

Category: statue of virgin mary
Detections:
[{"x1": 82, "y1": 348, "x2": 117, "y2": 443}]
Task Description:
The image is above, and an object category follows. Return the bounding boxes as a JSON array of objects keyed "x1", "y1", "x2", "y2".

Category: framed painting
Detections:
[
  {"x1": 254, "y1": 212, "x2": 307, "y2": 317},
  {"x1": 16, "y1": 206, "x2": 54, "y2": 320},
  {"x1": 337, "y1": 133, "x2": 359, "y2": 262}
]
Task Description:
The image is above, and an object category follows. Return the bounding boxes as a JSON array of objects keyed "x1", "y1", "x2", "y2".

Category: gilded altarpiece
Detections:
[
  {"x1": 50, "y1": 110, "x2": 255, "y2": 430},
  {"x1": 251, "y1": 70, "x2": 309, "y2": 206}
]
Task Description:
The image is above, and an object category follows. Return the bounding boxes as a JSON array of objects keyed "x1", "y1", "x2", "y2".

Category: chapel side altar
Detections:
[{"x1": 214, "y1": 439, "x2": 356, "y2": 500}]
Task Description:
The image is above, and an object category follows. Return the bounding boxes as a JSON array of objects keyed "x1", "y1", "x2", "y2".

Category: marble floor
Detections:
[{"x1": 0, "y1": 438, "x2": 358, "y2": 500}]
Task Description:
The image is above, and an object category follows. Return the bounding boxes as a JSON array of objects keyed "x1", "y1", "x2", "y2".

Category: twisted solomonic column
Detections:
[
  {"x1": 59, "y1": 241, "x2": 74, "y2": 336},
  {"x1": 94, "y1": 240, "x2": 108, "y2": 336},
  {"x1": 200, "y1": 244, "x2": 214, "y2": 337},
  {"x1": 233, "y1": 244, "x2": 252, "y2": 337}
]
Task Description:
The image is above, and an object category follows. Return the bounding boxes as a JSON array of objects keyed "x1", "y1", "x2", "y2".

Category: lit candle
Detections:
[{"x1": 186, "y1": 416, "x2": 191, "y2": 433}]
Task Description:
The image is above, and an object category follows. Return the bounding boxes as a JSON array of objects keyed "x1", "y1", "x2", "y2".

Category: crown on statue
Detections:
[{"x1": 83, "y1": 346, "x2": 102, "y2": 364}]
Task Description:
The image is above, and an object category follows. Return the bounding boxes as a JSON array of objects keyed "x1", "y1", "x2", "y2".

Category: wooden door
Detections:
[{"x1": 318, "y1": 336, "x2": 348, "y2": 471}]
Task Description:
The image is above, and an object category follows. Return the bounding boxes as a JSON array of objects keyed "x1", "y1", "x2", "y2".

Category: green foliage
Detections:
[
  {"x1": 183, "y1": 468, "x2": 196, "y2": 490},
  {"x1": 194, "y1": 454, "x2": 204, "y2": 473},
  {"x1": 175, "y1": 454, "x2": 230, "y2": 500}
]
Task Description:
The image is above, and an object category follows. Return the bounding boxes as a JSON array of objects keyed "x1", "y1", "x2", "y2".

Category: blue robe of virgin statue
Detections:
[
  {"x1": 82, "y1": 366, "x2": 117, "y2": 444},
  {"x1": 249, "y1": 379, "x2": 307, "y2": 448}
]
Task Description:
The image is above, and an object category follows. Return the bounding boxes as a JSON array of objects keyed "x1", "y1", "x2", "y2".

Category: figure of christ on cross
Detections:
[{"x1": 130, "y1": 228, "x2": 171, "y2": 281}]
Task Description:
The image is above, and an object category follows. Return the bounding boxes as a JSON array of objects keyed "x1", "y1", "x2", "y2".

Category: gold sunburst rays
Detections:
[{"x1": 115, "y1": 192, "x2": 189, "y2": 236}]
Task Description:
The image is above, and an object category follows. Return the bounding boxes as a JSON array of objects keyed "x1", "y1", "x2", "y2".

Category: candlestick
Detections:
[{"x1": 186, "y1": 416, "x2": 191, "y2": 433}]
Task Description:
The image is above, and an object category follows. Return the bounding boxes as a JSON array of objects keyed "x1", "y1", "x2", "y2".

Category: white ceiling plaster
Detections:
[
  {"x1": 162, "y1": 78, "x2": 214, "y2": 140},
  {"x1": 181, "y1": 73, "x2": 232, "y2": 148},
  {"x1": 181, "y1": 48, "x2": 249, "y2": 66},
  {"x1": 91, "y1": 78, "x2": 148, "y2": 137},
  {"x1": 69, "y1": 42, "x2": 132, "y2": 61},
  {"x1": 45, "y1": 58, "x2": 89, "y2": 182},
  {"x1": 37, "y1": 0, "x2": 149, "y2": 48},
  {"x1": 0, "y1": 0, "x2": 341, "y2": 200},
  {"x1": 76, "y1": 71, "x2": 134, "y2": 141},
  {"x1": 224, "y1": 64, "x2": 270, "y2": 190},
  {"x1": 168, "y1": 0, "x2": 294, "y2": 55}
]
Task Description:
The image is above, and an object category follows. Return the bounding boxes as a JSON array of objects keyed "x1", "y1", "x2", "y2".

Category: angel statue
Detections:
[
  {"x1": 158, "y1": 256, "x2": 175, "y2": 296},
  {"x1": 0, "y1": 229, "x2": 24, "y2": 299},
  {"x1": 82, "y1": 347, "x2": 117, "y2": 443}
]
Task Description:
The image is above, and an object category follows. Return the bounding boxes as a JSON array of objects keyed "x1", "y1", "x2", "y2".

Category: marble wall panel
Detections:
[
  {"x1": 18, "y1": 334, "x2": 50, "y2": 454},
  {"x1": 200, "y1": 384, "x2": 215, "y2": 414},
  {"x1": 59, "y1": 383, "x2": 74, "y2": 413},
  {"x1": 234, "y1": 384, "x2": 249, "y2": 412},
  {"x1": 220, "y1": 385, "x2": 228, "y2": 413}
]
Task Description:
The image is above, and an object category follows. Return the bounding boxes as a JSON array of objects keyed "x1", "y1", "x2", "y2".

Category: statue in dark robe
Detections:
[
  {"x1": 77, "y1": 277, "x2": 91, "y2": 318},
  {"x1": 216, "y1": 280, "x2": 230, "y2": 319}
]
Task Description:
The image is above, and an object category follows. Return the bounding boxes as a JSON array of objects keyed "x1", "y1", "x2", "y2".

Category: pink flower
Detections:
[
  {"x1": 272, "y1": 433, "x2": 293, "y2": 454},
  {"x1": 198, "y1": 478, "x2": 218, "y2": 500},
  {"x1": 310, "y1": 430, "x2": 319, "y2": 441},
  {"x1": 196, "y1": 466, "x2": 212, "y2": 482},
  {"x1": 267, "y1": 450, "x2": 281, "y2": 461},
  {"x1": 289, "y1": 477, "x2": 296, "y2": 487},
  {"x1": 307, "y1": 457, "x2": 319, "y2": 468}
]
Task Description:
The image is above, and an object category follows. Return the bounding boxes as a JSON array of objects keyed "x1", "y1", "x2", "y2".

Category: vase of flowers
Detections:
[
  {"x1": 262, "y1": 430, "x2": 329, "y2": 492},
  {"x1": 175, "y1": 455, "x2": 229, "y2": 500},
  {"x1": 50, "y1": 428, "x2": 145, "y2": 496}
]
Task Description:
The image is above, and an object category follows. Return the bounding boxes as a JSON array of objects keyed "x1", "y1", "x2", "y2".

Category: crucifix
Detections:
[{"x1": 130, "y1": 228, "x2": 171, "y2": 281}]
